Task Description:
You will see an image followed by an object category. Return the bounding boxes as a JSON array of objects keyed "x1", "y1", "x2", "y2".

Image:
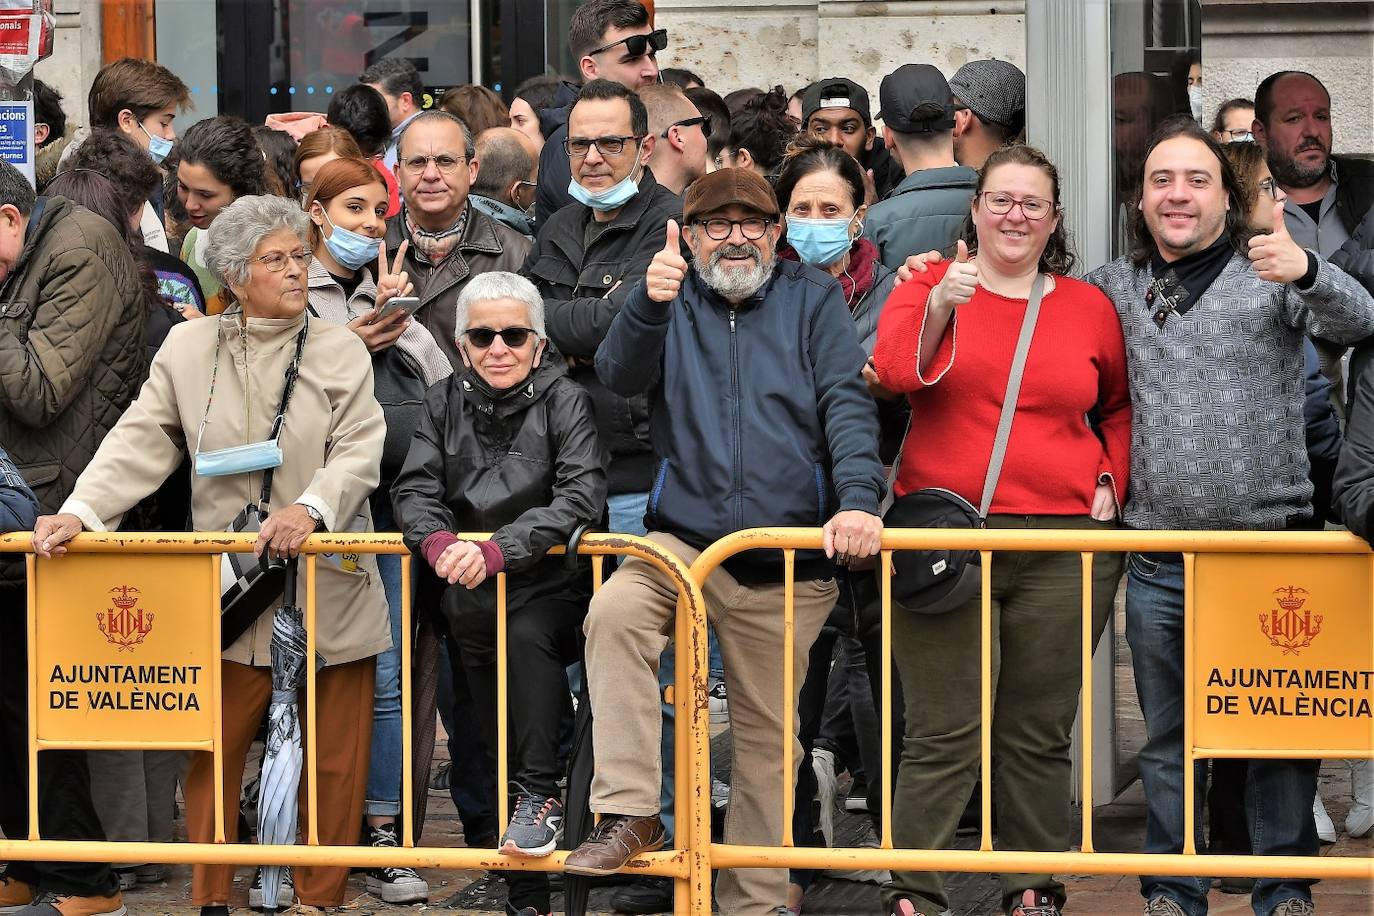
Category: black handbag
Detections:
[
  {"x1": 882, "y1": 274, "x2": 1045, "y2": 614},
  {"x1": 219, "y1": 320, "x2": 309, "y2": 649}
]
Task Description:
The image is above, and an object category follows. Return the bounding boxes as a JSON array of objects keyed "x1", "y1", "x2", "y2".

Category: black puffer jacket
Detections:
[
  {"x1": 391, "y1": 356, "x2": 607, "y2": 573},
  {"x1": 524, "y1": 169, "x2": 682, "y2": 494}
]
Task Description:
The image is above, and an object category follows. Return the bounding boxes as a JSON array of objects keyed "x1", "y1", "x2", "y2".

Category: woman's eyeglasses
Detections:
[
  {"x1": 254, "y1": 250, "x2": 312, "y2": 272},
  {"x1": 1258, "y1": 177, "x2": 1287, "y2": 202},
  {"x1": 977, "y1": 191, "x2": 1056, "y2": 220},
  {"x1": 464, "y1": 326, "x2": 538, "y2": 348}
]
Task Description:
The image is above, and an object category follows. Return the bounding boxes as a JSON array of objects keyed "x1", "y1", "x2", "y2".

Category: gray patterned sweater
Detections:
[{"x1": 1086, "y1": 253, "x2": 1374, "y2": 531}]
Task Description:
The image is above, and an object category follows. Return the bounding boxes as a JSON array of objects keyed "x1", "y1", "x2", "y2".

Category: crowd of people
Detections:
[{"x1": 0, "y1": 3, "x2": 1370, "y2": 916}]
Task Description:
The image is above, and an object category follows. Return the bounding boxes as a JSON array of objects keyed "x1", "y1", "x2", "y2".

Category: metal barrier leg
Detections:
[
  {"x1": 880, "y1": 550, "x2": 893, "y2": 850},
  {"x1": 1079, "y1": 551, "x2": 1095, "y2": 853},
  {"x1": 979, "y1": 550, "x2": 994, "y2": 852},
  {"x1": 401, "y1": 554, "x2": 413, "y2": 849},
  {"x1": 781, "y1": 550, "x2": 795, "y2": 847},
  {"x1": 306, "y1": 555, "x2": 319, "y2": 846}
]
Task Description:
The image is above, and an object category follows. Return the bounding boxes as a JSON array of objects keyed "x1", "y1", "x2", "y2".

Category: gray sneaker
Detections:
[
  {"x1": 1143, "y1": 898, "x2": 1188, "y2": 916},
  {"x1": 1270, "y1": 900, "x2": 1315, "y2": 916},
  {"x1": 248, "y1": 866, "x2": 292, "y2": 909}
]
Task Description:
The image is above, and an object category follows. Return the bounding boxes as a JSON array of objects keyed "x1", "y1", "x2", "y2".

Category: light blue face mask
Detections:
[
  {"x1": 141, "y1": 124, "x2": 174, "y2": 165},
  {"x1": 787, "y1": 216, "x2": 857, "y2": 267},
  {"x1": 194, "y1": 440, "x2": 283, "y2": 477},
  {"x1": 568, "y1": 156, "x2": 643, "y2": 212},
  {"x1": 320, "y1": 210, "x2": 383, "y2": 271}
]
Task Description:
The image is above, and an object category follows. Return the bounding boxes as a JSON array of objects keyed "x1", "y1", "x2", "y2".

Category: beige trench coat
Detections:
[{"x1": 62, "y1": 305, "x2": 390, "y2": 667}]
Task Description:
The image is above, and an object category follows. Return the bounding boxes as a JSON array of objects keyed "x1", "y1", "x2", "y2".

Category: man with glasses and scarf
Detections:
[
  {"x1": 569, "y1": 168, "x2": 884, "y2": 916},
  {"x1": 534, "y1": 0, "x2": 666, "y2": 225}
]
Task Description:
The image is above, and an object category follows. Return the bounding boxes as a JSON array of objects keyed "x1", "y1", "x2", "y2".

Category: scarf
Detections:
[
  {"x1": 405, "y1": 204, "x2": 470, "y2": 265},
  {"x1": 777, "y1": 236, "x2": 881, "y2": 311},
  {"x1": 1146, "y1": 234, "x2": 1234, "y2": 328}
]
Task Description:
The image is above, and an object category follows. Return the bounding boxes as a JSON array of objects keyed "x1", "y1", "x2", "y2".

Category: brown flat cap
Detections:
[{"x1": 683, "y1": 167, "x2": 780, "y2": 223}]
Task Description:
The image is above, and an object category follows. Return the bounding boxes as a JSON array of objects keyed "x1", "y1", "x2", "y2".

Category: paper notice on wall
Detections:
[
  {"x1": 0, "y1": 1, "x2": 34, "y2": 11},
  {"x1": 0, "y1": 99, "x2": 33, "y2": 184},
  {"x1": 0, "y1": 13, "x2": 38, "y2": 82}
]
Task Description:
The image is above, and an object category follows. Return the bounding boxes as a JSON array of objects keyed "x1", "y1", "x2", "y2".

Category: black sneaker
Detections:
[
  {"x1": 248, "y1": 866, "x2": 292, "y2": 909},
  {"x1": 610, "y1": 876, "x2": 673, "y2": 913},
  {"x1": 363, "y1": 823, "x2": 429, "y2": 904},
  {"x1": 499, "y1": 792, "x2": 564, "y2": 857}
]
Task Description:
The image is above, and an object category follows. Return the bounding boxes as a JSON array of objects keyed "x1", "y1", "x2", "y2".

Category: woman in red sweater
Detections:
[{"x1": 872, "y1": 144, "x2": 1130, "y2": 916}]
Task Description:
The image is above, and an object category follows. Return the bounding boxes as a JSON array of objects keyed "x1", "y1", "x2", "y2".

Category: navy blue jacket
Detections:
[
  {"x1": 0, "y1": 447, "x2": 38, "y2": 532},
  {"x1": 595, "y1": 259, "x2": 884, "y2": 581}
]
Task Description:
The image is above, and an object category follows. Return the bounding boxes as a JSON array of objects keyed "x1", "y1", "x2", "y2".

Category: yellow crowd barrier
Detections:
[
  {"x1": 1, "y1": 527, "x2": 1372, "y2": 916},
  {"x1": 691, "y1": 527, "x2": 1374, "y2": 894}
]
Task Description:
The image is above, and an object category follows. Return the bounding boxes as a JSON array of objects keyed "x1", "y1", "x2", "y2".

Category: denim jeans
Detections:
[
  {"x1": 1126, "y1": 552, "x2": 1318, "y2": 915},
  {"x1": 365, "y1": 552, "x2": 404, "y2": 818}
]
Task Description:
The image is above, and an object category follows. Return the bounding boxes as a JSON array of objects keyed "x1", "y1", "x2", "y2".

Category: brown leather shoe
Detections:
[
  {"x1": 564, "y1": 815, "x2": 666, "y2": 876},
  {"x1": 0, "y1": 875, "x2": 34, "y2": 911},
  {"x1": 13, "y1": 891, "x2": 126, "y2": 916}
]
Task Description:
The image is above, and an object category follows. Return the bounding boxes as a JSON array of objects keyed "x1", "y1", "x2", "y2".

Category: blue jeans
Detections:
[
  {"x1": 1125, "y1": 552, "x2": 1318, "y2": 915},
  {"x1": 365, "y1": 552, "x2": 404, "y2": 817}
]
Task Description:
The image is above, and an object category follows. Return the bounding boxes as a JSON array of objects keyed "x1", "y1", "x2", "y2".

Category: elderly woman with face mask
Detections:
[
  {"x1": 391, "y1": 271, "x2": 605, "y2": 916},
  {"x1": 33, "y1": 194, "x2": 389, "y2": 914}
]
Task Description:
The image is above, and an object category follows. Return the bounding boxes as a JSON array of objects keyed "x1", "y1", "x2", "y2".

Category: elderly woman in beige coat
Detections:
[{"x1": 33, "y1": 194, "x2": 388, "y2": 912}]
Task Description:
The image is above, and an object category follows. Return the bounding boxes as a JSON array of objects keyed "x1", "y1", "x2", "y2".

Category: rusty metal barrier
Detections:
[
  {"x1": 690, "y1": 527, "x2": 1374, "y2": 891},
  {"x1": 0, "y1": 531, "x2": 713, "y2": 916}
]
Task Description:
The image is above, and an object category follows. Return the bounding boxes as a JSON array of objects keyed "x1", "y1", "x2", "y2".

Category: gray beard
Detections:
[{"x1": 694, "y1": 243, "x2": 774, "y2": 303}]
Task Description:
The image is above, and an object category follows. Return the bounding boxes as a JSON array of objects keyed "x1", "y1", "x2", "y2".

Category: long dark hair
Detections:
[
  {"x1": 960, "y1": 143, "x2": 1076, "y2": 276},
  {"x1": 726, "y1": 86, "x2": 795, "y2": 177},
  {"x1": 1126, "y1": 115, "x2": 1253, "y2": 266},
  {"x1": 45, "y1": 169, "x2": 163, "y2": 315}
]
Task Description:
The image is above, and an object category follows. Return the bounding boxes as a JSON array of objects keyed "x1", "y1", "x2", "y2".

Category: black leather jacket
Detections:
[{"x1": 391, "y1": 357, "x2": 606, "y2": 573}]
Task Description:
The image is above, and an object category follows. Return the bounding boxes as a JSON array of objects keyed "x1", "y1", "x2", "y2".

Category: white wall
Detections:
[{"x1": 34, "y1": 0, "x2": 101, "y2": 129}]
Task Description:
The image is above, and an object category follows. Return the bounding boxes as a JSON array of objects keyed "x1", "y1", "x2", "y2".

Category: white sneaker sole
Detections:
[
  {"x1": 365, "y1": 875, "x2": 430, "y2": 904},
  {"x1": 499, "y1": 837, "x2": 558, "y2": 857},
  {"x1": 249, "y1": 882, "x2": 293, "y2": 909}
]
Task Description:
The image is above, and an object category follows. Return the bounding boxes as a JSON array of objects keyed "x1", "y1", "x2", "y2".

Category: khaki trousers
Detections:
[
  {"x1": 584, "y1": 531, "x2": 838, "y2": 916},
  {"x1": 185, "y1": 658, "x2": 375, "y2": 906}
]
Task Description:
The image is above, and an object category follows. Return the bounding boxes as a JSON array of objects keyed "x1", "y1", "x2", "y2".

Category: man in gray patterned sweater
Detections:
[{"x1": 1087, "y1": 118, "x2": 1374, "y2": 916}]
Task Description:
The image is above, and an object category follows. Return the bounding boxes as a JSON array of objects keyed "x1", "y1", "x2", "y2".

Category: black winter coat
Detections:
[
  {"x1": 391, "y1": 357, "x2": 607, "y2": 573},
  {"x1": 525, "y1": 168, "x2": 682, "y2": 494}
]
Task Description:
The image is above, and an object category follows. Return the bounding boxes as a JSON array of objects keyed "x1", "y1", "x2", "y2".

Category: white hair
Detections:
[
  {"x1": 203, "y1": 195, "x2": 310, "y2": 289},
  {"x1": 455, "y1": 271, "x2": 547, "y2": 340}
]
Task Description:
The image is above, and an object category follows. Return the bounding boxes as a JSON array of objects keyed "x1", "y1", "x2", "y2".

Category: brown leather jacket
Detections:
[{"x1": 384, "y1": 202, "x2": 532, "y2": 371}]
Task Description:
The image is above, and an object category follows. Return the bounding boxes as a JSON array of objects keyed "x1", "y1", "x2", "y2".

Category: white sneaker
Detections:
[
  {"x1": 708, "y1": 682, "x2": 728, "y2": 724},
  {"x1": 811, "y1": 748, "x2": 837, "y2": 848},
  {"x1": 1313, "y1": 793, "x2": 1336, "y2": 844},
  {"x1": 249, "y1": 866, "x2": 293, "y2": 909},
  {"x1": 1347, "y1": 758, "x2": 1373, "y2": 838}
]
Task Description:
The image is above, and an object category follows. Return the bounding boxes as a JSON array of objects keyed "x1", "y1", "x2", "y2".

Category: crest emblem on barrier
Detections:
[
  {"x1": 97, "y1": 585, "x2": 154, "y2": 652},
  {"x1": 1259, "y1": 585, "x2": 1322, "y2": 656}
]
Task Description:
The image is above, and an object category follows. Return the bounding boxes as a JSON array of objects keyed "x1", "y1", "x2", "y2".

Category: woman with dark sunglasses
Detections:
[{"x1": 391, "y1": 271, "x2": 606, "y2": 916}]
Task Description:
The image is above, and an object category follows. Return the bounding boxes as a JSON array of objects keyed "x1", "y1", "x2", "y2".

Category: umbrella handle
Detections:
[
  {"x1": 283, "y1": 557, "x2": 299, "y2": 605},
  {"x1": 565, "y1": 522, "x2": 595, "y2": 574}
]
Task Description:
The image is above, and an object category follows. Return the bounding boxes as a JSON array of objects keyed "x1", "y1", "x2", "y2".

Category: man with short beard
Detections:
[
  {"x1": 571, "y1": 168, "x2": 884, "y2": 916},
  {"x1": 1253, "y1": 70, "x2": 1374, "y2": 422}
]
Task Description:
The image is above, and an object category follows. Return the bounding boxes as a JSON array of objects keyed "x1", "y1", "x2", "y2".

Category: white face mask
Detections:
[{"x1": 1187, "y1": 85, "x2": 1204, "y2": 122}]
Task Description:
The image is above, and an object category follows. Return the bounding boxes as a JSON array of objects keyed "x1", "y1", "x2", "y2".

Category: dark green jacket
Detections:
[{"x1": 863, "y1": 165, "x2": 978, "y2": 270}]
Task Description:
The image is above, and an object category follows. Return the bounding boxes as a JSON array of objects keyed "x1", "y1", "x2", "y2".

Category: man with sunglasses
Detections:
[
  {"x1": 534, "y1": 0, "x2": 666, "y2": 226},
  {"x1": 642, "y1": 84, "x2": 709, "y2": 196},
  {"x1": 570, "y1": 168, "x2": 884, "y2": 916}
]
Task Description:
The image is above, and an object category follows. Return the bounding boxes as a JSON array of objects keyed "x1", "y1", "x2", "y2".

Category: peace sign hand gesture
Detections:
[{"x1": 375, "y1": 238, "x2": 415, "y2": 310}]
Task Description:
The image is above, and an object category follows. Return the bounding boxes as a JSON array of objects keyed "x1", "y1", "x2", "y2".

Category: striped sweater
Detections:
[{"x1": 1085, "y1": 252, "x2": 1374, "y2": 531}]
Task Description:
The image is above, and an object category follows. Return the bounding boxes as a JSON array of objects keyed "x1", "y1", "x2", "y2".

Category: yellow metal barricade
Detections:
[
  {"x1": 691, "y1": 527, "x2": 1374, "y2": 889},
  {"x1": 0, "y1": 530, "x2": 713, "y2": 916}
]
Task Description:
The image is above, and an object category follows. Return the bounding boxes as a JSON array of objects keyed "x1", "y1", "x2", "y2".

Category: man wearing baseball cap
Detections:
[
  {"x1": 948, "y1": 58, "x2": 1026, "y2": 169},
  {"x1": 801, "y1": 76, "x2": 904, "y2": 200},
  {"x1": 568, "y1": 168, "x2": 884, "y2": 915},
  {"x1": 863, "y1": 63, "x2": 979, "y2": 270}
]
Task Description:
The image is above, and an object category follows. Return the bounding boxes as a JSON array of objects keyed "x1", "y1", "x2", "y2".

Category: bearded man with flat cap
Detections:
[{"x1": 563, "y1": 167, "x2": 884, "y2": 916}]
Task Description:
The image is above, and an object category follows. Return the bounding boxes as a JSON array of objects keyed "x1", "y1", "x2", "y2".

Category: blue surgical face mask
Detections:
[
  {"x1": 194, "y1": 440, "x2": 283, "y2": 477},
  {"x1": 568, "y1": 155, "x2": 643, "y2": 212},
  {"x1": 787, "y1": 215, "x2": 857, "y2": 267},
  {"x1": 320, "y1": 210, "x2": 383, "y2": 271},
  {"x1": 141, "y1": 124, "x2": 174, "y2": 165}
]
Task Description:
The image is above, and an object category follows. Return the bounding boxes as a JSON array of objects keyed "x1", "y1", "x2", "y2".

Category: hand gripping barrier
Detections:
[
  {"x1": 0, "y1": 530, "x2": 713, "y2": 916},
  {"x1": 689, "y1": 527, "x2": 1374, "y2": 892}
]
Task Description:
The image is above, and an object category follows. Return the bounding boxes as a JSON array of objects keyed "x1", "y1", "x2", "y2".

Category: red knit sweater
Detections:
[{"x1": 872, "y1": 262, "x2": 1131, "y2": 515}]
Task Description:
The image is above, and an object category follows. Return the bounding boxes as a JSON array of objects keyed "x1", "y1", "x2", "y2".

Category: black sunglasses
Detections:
[
  {"x1": 463, "y1": 326, "x2": 538, "y2": 348},
  {"x1": 662, "y1": 115, "x2": 710, "y2": 139},
  {"x1": 587, "y1": 28, "x2": 668, "y2": 59}
]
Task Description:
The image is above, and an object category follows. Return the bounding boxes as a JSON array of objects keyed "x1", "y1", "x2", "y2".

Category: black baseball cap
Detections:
[
  {"x1": 879, "y1": 64, "x2": 956, "y2": 133},
  {"x1": 800, "y1": 77, "x2": 872, "y2": 127}
]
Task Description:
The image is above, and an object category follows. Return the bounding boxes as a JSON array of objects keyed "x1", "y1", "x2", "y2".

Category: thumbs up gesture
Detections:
[
  {"x1": 646, "y1": 219, "x2": 689, "y2": 304},
  {"x1": 1248, "y1": 198, "x2": 1309, "y2": 284},
  {"x1": 929, "y1": 239, "x2": 978, "y2": 314}
]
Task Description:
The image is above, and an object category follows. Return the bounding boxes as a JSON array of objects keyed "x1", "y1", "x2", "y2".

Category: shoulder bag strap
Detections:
[
  {"x1": 256, "y1": 316, "x2": 310, "y2": 511},
  {"x1": 977, "y1": 273, "x2": 1046, "y2": 519}
]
